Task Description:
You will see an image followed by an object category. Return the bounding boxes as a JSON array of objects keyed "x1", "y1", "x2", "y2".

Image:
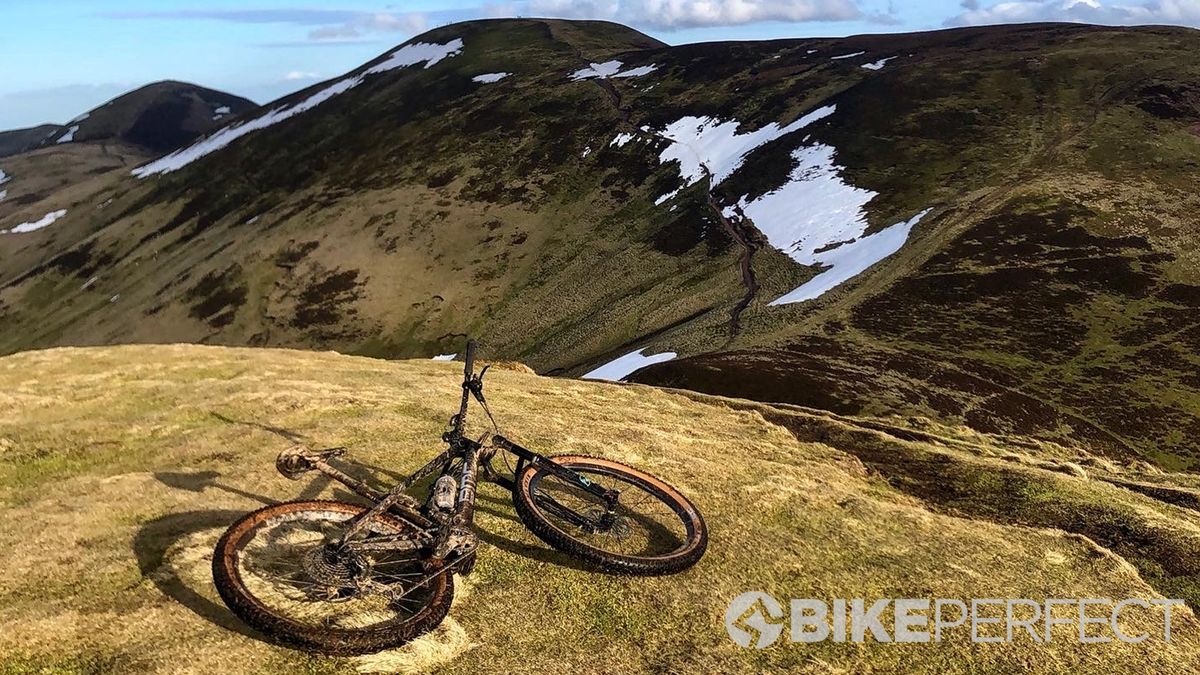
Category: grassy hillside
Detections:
[
  {"x1": 2, "y1": 19, "x2": 1200, "y2": 471},
  {"x1": 4, "y1": 345, "x2": 1200, "y2": 673}
]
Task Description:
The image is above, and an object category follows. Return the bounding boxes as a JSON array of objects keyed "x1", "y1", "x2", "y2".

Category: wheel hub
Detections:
[{"x1": 301, "y1": 545, "x2": 362, "y2": 588}]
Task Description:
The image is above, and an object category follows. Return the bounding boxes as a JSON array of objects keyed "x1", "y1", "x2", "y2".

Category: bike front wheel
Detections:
[
  {"x1": 212, "y1": 500, "x2": 453, "y2": 655},
  {"x1": 512, "y1": 455, "x2": 707, "y2": 575}
]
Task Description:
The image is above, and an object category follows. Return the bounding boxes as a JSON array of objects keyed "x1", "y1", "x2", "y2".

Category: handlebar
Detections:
[{"x1": 464, "y1": 339, "x2": 477, "y2": 382}]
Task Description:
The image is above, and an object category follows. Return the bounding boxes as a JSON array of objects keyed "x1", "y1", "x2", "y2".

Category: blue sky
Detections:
[{"x1": 2, "y1": 0, "x2": 1198, "y2": 129}]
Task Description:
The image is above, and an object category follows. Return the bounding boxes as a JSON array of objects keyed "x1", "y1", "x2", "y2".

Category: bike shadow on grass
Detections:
[
  {"x1": 139, "y1": 470, "x2": 365, "y2": 638},
  {"x1": 468, "y1": 487, "x2": 606, "y2": 574}
]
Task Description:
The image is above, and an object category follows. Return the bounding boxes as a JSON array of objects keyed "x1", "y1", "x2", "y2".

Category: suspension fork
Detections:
[{"x1": 431, "y1": 438, "x2": 482, "y2": 560}]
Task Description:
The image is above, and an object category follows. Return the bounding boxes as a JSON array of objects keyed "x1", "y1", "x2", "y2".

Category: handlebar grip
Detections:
[{"x1": 464, "y1": 339, "x2": 477, "y2": 378}]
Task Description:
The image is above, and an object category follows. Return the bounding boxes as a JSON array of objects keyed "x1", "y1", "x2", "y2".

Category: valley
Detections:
[{"x1": 2, "y1": 19, "x2": 1200, "y2": 471}]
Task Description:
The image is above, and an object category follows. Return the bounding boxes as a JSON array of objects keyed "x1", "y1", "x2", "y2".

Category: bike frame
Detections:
[{"x1": 275, "y1": 340, "x2": 620, "y2": 573}]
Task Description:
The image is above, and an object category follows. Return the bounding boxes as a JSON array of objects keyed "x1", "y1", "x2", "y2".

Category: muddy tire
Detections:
[
  {"x1": 513, "y1": 455, "x2": 707, "y2": 576},
  {"x1": 213, "y1": 500, "x2": 453, "y2": 655}
]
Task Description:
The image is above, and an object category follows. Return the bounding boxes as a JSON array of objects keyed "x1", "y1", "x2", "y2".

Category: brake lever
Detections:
[{"x1": 467, "y1": 365, "x2": 491, "y2": 404}]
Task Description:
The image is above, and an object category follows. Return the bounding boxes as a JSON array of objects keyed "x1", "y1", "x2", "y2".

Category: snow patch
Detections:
[
  {"x1": 582, "y1": 348, "x2": 676, "y2": 382},
  {"x1": 69, "y1": 111, "x2": 90, "y2": 124},
  {"x1": 723, "y1": 136, "x2": 930, "y2": 303},
  {"x1": 830, "y1": 51, "x2": 866, "y2": 60},
  {"x1": 133, "y1": 39, "x2": 465, "y2": 177},
  {"x1": 57, "y1": 126, "x2": 79, "y2": 143},
  {"x1": 571, "y1": 61, "x2": 657, "y2": 81},
  {"x1": 212, "y1": 105, "x2": 232, "y2": 120},
  {"x1": 0, "y1": 168, "x2": 8, "y2": 184},
  {"x1": 472, "y1": 72, "x2": 510, "y2": 83},
  {"x1": 861, "y1": 57, "x2": 897, "y2": 71},
  {"x1": 2, "y1": 209, "x2": 67, "y2": 234},
  {"x1": 432, "y1": 353, "x2": 456, "y2": 361},
  {"x1": 769, "y1": 210, "x2": 931, "y2": 305},
  {"x1": 655, "y1": 105, "x2": 836, "y2": 189},
  {"x1": 610, "y1": 133, "x2": 635, "y2": 147},
  {"x1": 652, "y1": 103, "x2": 931, "y2": 304},
  {"x1": 613, "y1": 64, "x2": 658, "y2": 78},
  {"x1": 570, "y1": 60, "x2": 623, "y2": 80},
  {"x1": 0, "y1": 190, "x2": 6, "y2": 202}
]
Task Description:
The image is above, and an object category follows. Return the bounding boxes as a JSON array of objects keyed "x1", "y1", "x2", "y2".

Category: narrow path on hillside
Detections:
[
  {"x1": 555, "y1": 30, "x2": 762, "y2": 336},
  {"x1": 705, "y1": 182, "x2": 759, "y2": 333}
]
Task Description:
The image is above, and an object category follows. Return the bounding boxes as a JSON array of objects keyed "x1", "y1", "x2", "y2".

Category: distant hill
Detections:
[
  {"x1": 34, "y1": 81, "x2": 256, "y2": 154},
  {"x1": 0, "y1": 124, "x2": 61, "y2": 158}
]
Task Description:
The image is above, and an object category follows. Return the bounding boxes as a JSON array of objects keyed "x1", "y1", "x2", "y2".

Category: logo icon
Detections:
[{"x1": 725, "y1": 591, "x2": 786, "y2": 648}]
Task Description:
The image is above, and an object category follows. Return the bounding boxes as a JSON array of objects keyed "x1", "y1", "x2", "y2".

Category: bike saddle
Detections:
[{"x1": 276, "y1": 445, "x2": 347, "y2": 480}]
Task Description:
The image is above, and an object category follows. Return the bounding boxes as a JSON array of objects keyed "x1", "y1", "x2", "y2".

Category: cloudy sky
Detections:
[{"x1": 2, "y1": 0, "x2": 1199, "y2": 129}]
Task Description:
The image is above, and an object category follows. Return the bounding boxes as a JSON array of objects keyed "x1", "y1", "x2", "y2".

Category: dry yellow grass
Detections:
[{"x1": 0, "y1": 344, "x2": 1197, "y2": 673}]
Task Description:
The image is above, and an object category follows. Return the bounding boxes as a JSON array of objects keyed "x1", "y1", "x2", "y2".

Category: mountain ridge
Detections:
[{"x1": 2, "y1": 19, "x2": 1200, "y2": 470}]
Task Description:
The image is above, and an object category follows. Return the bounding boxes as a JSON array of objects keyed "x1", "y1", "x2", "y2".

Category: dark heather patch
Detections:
[
  {"x1": 652, "y1": 200, "x2": 730, "y2": 256},
  {"x1": 274, "y1": 241, "x2": 320, "y2": 268},
  {"x1": 292, "y1": 268, "x2": 362, "y2": 328},
  {"x1": 124, "y1": 96, "x2": 196, "y2": 153},
  {"x1": 426, "y1": 167, "x2": 460, "y2": 189},
  {"x1": 184, "y1": 265, "x2": 248, "y2": 328},
  {"x1": 1134, "y1": 83, "x2": 1200, "y2": 120}
]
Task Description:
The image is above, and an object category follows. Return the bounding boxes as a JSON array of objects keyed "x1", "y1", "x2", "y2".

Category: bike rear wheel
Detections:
[
  {"x1": 212, "y1": 500, "x2": 452, "y2": 655},
  {"x1": 513, "y1": 455, "x2": 707, "y2": 575}
]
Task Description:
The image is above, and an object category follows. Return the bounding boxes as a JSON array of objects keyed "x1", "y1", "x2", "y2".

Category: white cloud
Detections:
[
  {"x1": 308, "y1": 11, "x2": 428, "y2": 40},
  {"x1": 947, "y1": 0, "x2": 1200, "y2": 26},
  {"x1": 526, "y1": 0, "x2": 863, "y2": 28},
  {"x1": 284, "y1": 71, "x2": 321, "y2": 80}
]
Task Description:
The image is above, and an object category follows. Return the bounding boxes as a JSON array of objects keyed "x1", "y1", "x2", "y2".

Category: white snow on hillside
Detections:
[
  {"x1": 862, "y1": 57, "x2": 897, "y2": 71},
  {"x1": 724, "y1": 137, "x2": 930, "y2": 304},
  {"x1": 571, "y1": 61, "x2": 658, "y2": 81},
  {"x1": 768, "y1": 209, "x2": 931, "y2": 304},
  {"x1": 432, "y1": 353, "x2": 457, "y2": 361},
  {"x1": 212, "y1": 105, "x2": 232, "y2": 120},
  {"x1": 472, "y1": 72, "x2": 510, "y2": 83},
  {"x1": 0, "y1": 168, "x2": 9, "y2": 185},
  {"x1": 652, "y1": 103, "x2": 931, "y2": 304},
  {"x1": 655, "y1": 105, "x2": 836, "y2": 188},
  {"x1": 583, "y1": 348, "x2": 677, "y2": 382},
  {"x1": 133, "y1": 39, "x2": 465, "y2": 177},
  {"x1": 570, "y1": 60, "x2": 623, "y2": 80},
  {"x1": 69, "y1": 111, "x2": 90, "y2": 124},
  {"x1": 613, "y1": 65, "x2": 658, "y2": 78},
  {"x1": 2, "y1": 209, "x2": 67, "y2": 234},
  {"x1": 57, "y1": 126, "x2": 79, "y2": 144},
  {"x1": 830, "y1": 51, "x2": 866, "y2": 60},
  {"x1": 0, "y1": 190, "x2": 7, "y2": 202},
  {"x1": 611, "y1": 132, "x2": 635, "y2": 147}
]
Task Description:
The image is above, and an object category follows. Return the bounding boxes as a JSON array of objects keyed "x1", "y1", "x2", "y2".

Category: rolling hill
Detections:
[
  {"x1": 0, "y1": 124, "x2": 61, "y2": 159},
  {"x1": 2, "y1": 19, "x2": 1200, "y2": 471},
  {"x1": 4, "y1": 344, "x2": 1200, "y2": 672}
]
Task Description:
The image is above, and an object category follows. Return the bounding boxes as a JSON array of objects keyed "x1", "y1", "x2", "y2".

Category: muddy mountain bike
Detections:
[{"x1": 212, "y1": 340, "x2": 708, "y2": 655}]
